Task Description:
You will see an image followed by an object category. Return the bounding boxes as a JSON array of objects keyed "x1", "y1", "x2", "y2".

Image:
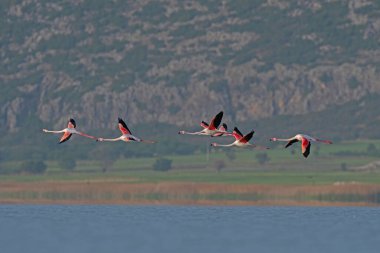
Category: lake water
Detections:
[{"x1": 0, "y1": 205, "x2": 379, "y2": 253}]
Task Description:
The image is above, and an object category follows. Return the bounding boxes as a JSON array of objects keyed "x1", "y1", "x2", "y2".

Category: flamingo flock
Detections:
[{"x1": 42, "y1": 111, "x2": 332, "y2": 159}]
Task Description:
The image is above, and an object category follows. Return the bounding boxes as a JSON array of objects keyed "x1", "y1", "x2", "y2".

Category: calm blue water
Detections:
[{"x1": 0, "y1": 205, "x2": 379, "y2": 253}]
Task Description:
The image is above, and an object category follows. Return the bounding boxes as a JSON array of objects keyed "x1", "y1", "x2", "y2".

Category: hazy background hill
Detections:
[{"x1": 1, "y1": 0, "x2": 380, "y2": 162}]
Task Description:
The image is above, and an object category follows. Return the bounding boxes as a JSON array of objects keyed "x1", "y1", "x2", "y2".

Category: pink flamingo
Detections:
[
  {"x1": 211, "y1": 127, "x2": 269, "y2": 149},
  {"x1": 270, "y1": 134, "x2": 332, "y2": 158},
  {"x1": 97, "y1": 118, "x2": 155, "y2": 143},
  {"x1": 42, "y1": 118, "x2": 97, "y2": 144},
  {"x1": 178, "y1": 111, "x2": 229, "y2": 137}
]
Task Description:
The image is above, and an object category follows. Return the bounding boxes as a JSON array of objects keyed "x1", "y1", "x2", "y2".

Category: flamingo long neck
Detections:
[
  {"x1": 101, "y1": 137, "x2": 121, "y2": 142},
  {"x1": 275, "y1": 138, "x2": 294, "y2": 142},
  {"x1": 44, "y1": 129, "x2": 65, "y2": 134},
  {"x1": 213, "y1": 142, "x2": 235, "y2": 147},
  {"x1": 181, "y1": 130, "x2": 206, "y2": 135}
]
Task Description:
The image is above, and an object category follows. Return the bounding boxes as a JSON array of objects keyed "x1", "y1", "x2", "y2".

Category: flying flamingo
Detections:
[
  {"x1": 42, "y1": 118, "x2": 97, "y2": 144},
  {"x1": 211, "y1": 127, "x2": 269, "y2": 149},
  {"x1": 270, "y1": 134, "x2": 332, "y2": 158},
  {"x1": 96, "y1": 118, "x2": 155, "y2": 143},
  {"x1": 178, "y1": 111, "x2": 229, "y2": 137}
]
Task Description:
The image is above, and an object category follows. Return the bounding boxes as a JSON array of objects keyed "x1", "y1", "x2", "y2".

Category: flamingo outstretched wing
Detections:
[
  {"x1": 68, "y1": 118, "x2": 76, "y2": 128},
  {"x1": 118, "y1": 118, "x2": 132, "y2": 135},
  {"x1": 200, "y1": 121, "x2": 209, "y2": 129},
  {"x1": 302, "y1": 138, "x2": 311, "y2": 158},
  {"x1": 239, "y1": 131, "x2": 254, "y2": 144},
  {"x1": 212, "y1": 123, "x2": 228, "y2": 137},
  {"x1": 59, "y1": 132, "x2": 72, "y2": 144},
  {"x1": 285, "y1": 139, "x2": 299, "y2": 148},
  {"x1": 232, "y1": 127, "x2": 244, "y2": 140},
  {"x1": 208, "y1": 111, "x2": 223, "y2": 130},
  {"x1": 219, "y1": 123, "x2": 227, "y2": 132}
]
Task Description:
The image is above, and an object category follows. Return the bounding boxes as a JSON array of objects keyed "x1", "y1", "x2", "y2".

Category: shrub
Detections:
[
  {"x1": 58, "y1": 158, "x2": 76, "y2": 171},
  {"x1": 213, "y1": 160, "x2": 226, "y2": 172},
  {"x1": 255, "y1": 153, "x2": 270, "y2": 165},
  {"x1": 20, "y1": 160, "x2": 47, "y2": 174},
  {"x1": 224, "y1": 149, "x2": 236, "y2": 161},
  {"x1": 367, "y1": 144, "x2": 378, "y2": 156},
  {"x1": 340, "y1": 163, "x2": 348, "y2": 171},
  {"x1": 153, "y1": 158, "x2": 172, "y2": 172}
]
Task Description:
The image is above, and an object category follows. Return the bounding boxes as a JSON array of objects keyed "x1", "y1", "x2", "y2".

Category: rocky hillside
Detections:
[{"x1": 1, "y1": 0, "x2": 380, "y2": 132}]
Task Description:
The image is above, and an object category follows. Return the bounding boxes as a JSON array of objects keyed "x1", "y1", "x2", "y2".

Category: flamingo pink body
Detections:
[
  {"x1": 270, "y1": 134, "x2": 332, "y2": 158},
  {"x1": 42, "y1": 118, "x2": 97, "y2": 144}
]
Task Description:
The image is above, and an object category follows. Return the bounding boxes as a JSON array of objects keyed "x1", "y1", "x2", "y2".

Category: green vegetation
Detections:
[
  {"x1": 2, "y1": 138, "x2": 380, "y2": 205},
  {"x1": 1, "y1": 169, "x2": 380, "y2": 186},
  {"x1": 1, "y1": 139, "x2": 380, "y2": 183}
]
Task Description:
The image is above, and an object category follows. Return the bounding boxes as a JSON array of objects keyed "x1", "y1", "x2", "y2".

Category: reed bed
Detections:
[{"x1": 0, "y1": 181, "x2": 379, "y2": 206}]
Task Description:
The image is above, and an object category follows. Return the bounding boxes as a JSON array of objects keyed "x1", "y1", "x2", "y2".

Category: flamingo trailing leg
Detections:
[
  {"x1": 42, "y1": 118, "x2": 97, "y2": 144},
  {"x1": 97, "y1": 118, "x2": 155, "y2": 144},
  {"x1": 270, "y1": 134, "x2": 332, "y2": 158}
]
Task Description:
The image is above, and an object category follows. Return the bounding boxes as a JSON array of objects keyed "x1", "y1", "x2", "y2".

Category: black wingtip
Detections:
[
  {"x1": 118, "y1": 117, "x2": 127, "y2": 127},
  {"x1": 69, "y1": 118, "x2": 76, "y2": 128},
  {"x1": 233, "y1": 127, "x2": 243, "y2": 137},
  {"x1": 214, "y1": 111, "x2": 223, "y2": 120}
]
